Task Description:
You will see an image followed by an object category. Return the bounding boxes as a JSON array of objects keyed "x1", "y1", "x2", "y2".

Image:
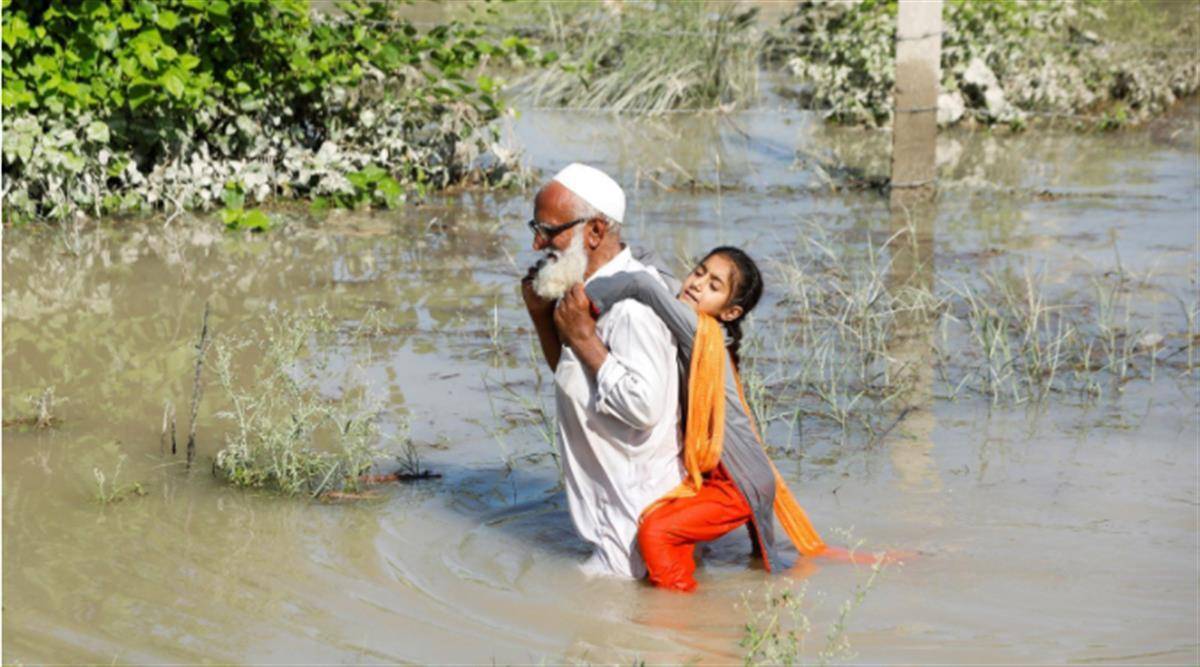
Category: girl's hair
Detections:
[{"x1": 703, "y1": 246, "x2": 763, "y2": 369}]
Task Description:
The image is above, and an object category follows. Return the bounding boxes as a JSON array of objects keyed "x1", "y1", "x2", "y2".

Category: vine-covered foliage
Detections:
[
  {"x1": 766, "y1": 0, "x2": 1199, "y2": 128},
  {"x1": 2, "y1": 0, "x2": 530, "y2": 223}
]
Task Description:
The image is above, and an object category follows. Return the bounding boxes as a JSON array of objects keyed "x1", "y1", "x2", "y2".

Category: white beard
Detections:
[{"x1": 533, "y1": 231, "x2": 587, "y2": 300}]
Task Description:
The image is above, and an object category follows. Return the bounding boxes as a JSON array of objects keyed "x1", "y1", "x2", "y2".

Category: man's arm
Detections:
[
  {"x1": 586, "y1": 271, "x2": 699, "y2": 359},
  {"x1": 522, "y1": 264, "x2": 562, "y2": 371},
  {"x1": 554, "y1": 283, "x2": 607, "y2": 373},
  {"x1": 556, "y1": 284, "x2": 673, "y2": 431}
]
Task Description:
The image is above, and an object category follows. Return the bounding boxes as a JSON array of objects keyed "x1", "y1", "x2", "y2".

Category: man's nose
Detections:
[{"x1": 532, "y1": 234, "x2": 549, "y2": 251}]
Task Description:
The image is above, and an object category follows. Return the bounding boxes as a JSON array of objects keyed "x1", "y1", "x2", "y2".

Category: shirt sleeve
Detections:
[
  {"x1": 593, "y1": 299, "x2": 675, "y2": 432},
  {"x1": 586, "y1": 271, "x2": 699, "y2": 359}
]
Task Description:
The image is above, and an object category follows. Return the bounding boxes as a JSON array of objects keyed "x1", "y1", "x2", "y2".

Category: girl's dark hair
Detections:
[{"x1": 703, "y1": 246, "x2": 763, "y2": 369}]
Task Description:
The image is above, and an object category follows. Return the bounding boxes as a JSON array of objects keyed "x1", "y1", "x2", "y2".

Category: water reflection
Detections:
[{"x1": 886, "y1": 196, "x2": 944, "y2": 499}]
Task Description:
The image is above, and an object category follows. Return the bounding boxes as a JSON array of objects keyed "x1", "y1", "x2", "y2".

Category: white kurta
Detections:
[{"x1": 554, "y1": 248, "x2": 685, "y2": 578}]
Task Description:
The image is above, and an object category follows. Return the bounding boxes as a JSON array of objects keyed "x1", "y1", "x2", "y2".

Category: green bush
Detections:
[
  {"x1": 766, "y1": 0, "x2": 1199, "y2": 128},
  {"x1": 1, "y1": 0, "x2": 527, "y2": 223}
]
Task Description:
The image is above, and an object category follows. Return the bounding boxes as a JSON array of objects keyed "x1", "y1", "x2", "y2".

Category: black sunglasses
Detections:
[{"x1": 527, "y1": 216, "x2": 592, "y2": 240}]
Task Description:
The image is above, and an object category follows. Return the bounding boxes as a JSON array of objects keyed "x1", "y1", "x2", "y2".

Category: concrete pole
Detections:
[
  {"x1": 890, "y1": 0, "x2": 942, "y2": 209},
  {"x1": 886, "y1": 1, "x2": 942, "y2": 481}
]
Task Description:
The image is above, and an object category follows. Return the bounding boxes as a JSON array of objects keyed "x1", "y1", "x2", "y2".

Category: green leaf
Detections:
[
  {"x1": 376, "y1": 177, "x2": 403, "y2": 208},
  {"x1": 85, "y1": 120, "x2": 110, "y2": 143},
  {"x1": 224, "y1": 207, "x2": 271, "y2": 231},
  {"x1": 156, "y1": 10, "x2": 180, "y2": 30},
  {"x1": 61, "y1": 151, "x2": 87, "y2": 174},
  {"x1": 162, "y1": 71, "x2": 184, "y2": 98},
  {"x1": 84, "y1": 0, "x2": 109, "y2": 18},
  {"x1": 118, "y1": 14, "x2": 141, "y2": 30},
  {"x1": 240, "y1": 209, "x2": 271, "y2": 231},
  {"x1": 95, "y1": 29, "x2": 119, "y2": 51},
  {"x1": 127, "y1": 80, "x2": 154, "y2": 108}
]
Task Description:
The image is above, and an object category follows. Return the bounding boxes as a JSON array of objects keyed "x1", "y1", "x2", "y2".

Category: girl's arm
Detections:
[{"x1": 586, "y1": 271, "x2": 698, "y2": 356}]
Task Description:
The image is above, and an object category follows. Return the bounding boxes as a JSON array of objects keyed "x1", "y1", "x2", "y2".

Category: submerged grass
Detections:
[
  {"x1": 741, "y1": 554, "x2": 888, "y2": 666},
  {"x1": 481, "y1": 325, "x2": 561, "y2": 475},
  {"x1": 744, "y1": 220, "x2": 1196, "y2": 452},
  {"x1": 211, "y1": 308, "x2": 387, "y2": 498}
]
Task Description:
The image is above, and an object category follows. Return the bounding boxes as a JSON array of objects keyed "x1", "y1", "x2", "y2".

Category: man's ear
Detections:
[
  {"x1": 585, "y1": 218, "x2": 605, "y2": 250},
  {"x1": 719, "y1": 305, "x2": 743, "y2": 323}
]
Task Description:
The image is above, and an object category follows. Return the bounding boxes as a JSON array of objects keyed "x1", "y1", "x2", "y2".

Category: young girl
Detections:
[{"x1": 585, "y1": 246, "x2": 828, "y2": 592}]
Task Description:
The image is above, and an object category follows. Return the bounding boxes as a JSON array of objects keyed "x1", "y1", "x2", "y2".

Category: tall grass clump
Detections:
[
  {"x1": 212, "y1": 308, "x2": 384, "y2": 497},
  {"x1": 504, "y1": 1, "x2": 761, "y2": 114},
  {"x1": 765, "y1": 0, "x2": 1200, "y2": 128}
]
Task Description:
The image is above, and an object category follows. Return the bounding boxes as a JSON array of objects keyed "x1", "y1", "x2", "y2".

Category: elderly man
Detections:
[{"x1": 520, "y1": 163, "x2": 684, "y2": 578}]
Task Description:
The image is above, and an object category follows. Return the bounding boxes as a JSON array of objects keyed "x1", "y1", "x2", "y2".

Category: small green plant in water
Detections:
[
  {"x1": 212, "y1": 308, "x2": 383, "y2": 497},
  {"x1": 93, "y1": 455, "x2": 148, "y2": 504},
  {"x1": 222, "y1": 207, "x2": 272, "y2": 232},
  {"x1": 741, "y1": 555, "x2": 887, "y2": 666},
  {"x1": 311, "y1": 164, "x2": 405, "y2": 212},
  {"x1": 3, "y1": 386, "x2": 62, "y2": 429}
]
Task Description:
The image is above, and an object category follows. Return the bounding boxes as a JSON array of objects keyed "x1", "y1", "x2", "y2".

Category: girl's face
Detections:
[{"x1": 679, "y1": 253, "x2": 744, "y2": 322}]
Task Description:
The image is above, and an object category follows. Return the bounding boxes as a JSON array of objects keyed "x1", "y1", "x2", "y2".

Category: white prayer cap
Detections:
[{"x1": 551, "y1": 163, "x2": 625, "y2": 223}]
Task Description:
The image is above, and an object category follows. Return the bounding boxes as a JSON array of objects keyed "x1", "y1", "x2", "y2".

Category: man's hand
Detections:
[
  {"x1": 553, "y1": 284, "x2": 594, "y2": 347},
  {"x1": 522, "y1": 261, "x2": 562, "y2": 371},
  {"x1": 521, "y1": 261, "x2": 555, "y2": 318},
  {"x1": 555, "y1": 284, "x2": 609, "y2": 375}
]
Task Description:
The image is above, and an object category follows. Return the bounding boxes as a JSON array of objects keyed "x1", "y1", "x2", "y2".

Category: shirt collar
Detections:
[{"x1": 585, "y1": 245, "x2": 633, "y2": 285}]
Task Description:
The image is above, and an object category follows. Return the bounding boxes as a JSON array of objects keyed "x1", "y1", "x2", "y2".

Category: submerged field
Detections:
[{"x1": 3, "y1": 92, "x2": 1198, "y2": 662}]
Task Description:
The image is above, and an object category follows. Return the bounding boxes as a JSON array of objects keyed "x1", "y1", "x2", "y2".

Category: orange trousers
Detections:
[{"x1": 637, "y1": 464, "x2": 753, "y2": 592}]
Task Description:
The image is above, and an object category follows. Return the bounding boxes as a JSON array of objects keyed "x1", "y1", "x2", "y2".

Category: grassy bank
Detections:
[{"x1": 1, "y1": 0, "x2": 531, "y2": 224}]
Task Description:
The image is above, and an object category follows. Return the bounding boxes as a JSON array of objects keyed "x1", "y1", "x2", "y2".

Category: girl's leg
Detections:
[{"x1": 638, "y1": 465, "x2": 752, "y2": 592}]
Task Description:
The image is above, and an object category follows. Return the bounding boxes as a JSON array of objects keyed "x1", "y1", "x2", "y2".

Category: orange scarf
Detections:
[
  {"x1": 641, "y1": 312, "x2": 828, "y2": 557},
  {"x1": 640, "y1": 314, "x2": 727, "y2": 518}
]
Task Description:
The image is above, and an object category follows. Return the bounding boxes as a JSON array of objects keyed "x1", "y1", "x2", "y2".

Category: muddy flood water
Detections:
[{"x1": 4, "y1": 97, "x2": 1199, "y2": 664}]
